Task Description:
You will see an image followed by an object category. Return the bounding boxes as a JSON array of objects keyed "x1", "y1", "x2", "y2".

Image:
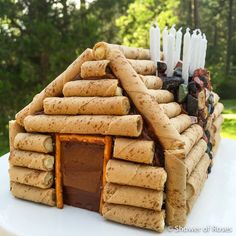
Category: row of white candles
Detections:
[{"x1": 150, "y1": 24, "x2": 207, "y2": 84}]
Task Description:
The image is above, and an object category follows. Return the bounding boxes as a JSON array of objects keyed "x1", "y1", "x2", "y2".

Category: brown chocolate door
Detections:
[{"x1": 61, "y1": 141, "x2": 105, "y2": 212}]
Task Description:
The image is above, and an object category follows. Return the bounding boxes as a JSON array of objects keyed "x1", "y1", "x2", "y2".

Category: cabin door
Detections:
[{"x1": 55, "y1": 135, "x2": 112, "y2": 212}]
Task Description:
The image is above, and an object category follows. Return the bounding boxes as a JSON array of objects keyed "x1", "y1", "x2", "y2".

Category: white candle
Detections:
[
  {"x1": 194, "y1": 30, "x2": 202, "y2": 70},
  {"x1": 182, "y1": 28, "x2": 191, "y2": 84},
  {"x1": 149, "y1": 23, "x2": 161, "y2": 62},
  {"x1": 189, "y1": 30, "x2": 198, "y2": 75},
  {"x1": 162, "y1": 26, "x2": 168, "y2": 62},
  {"x1": 166, "y1": 33, "x2": 175, "y2": 77},
  {"x1": 170, "y1": 25, "x2": 176, "y2": 37},
  {"x1": 200, "y1": 34, "x2": 207, "y2": 68},
  {"x1": 175, "y1": 27, "x2": 182, "y2": 64}
]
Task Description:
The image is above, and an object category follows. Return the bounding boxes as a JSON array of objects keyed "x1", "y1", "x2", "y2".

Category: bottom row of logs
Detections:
[
  {"x1": 9, "y1": 166, "x2": 55, "y2": 206},
  {"x1": 101, "y1": 159, "x2": 166, "y2": 232}
]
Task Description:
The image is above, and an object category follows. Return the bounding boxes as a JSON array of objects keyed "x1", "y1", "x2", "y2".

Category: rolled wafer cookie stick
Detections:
[
  {"x1": 14, "y1": 133, "x2": 53, "y2": 153},
  {"x1": 159, "y1": 102, "x2": 181, "y2": 118},
  {"x1": 213, "y1": 114, "x2": 224, "y2": 132},
  {"x1": 213, "y1": 102, "x2": 224, "y2": 119},
  {"x1": 181, "y1": 124, "x2": 203, "y2": 155},
  {"x1": 102, "y1": 203, "x2": 165, "y2": 232},
  {"x1": 205, "y1": 114, "x2": 213, "y2": 130},
  {"x1": 9, "y1": 120, "x2": 25, "y2": 151},
  {"x1": 24, "y1": 114, "x2": 143, "y2": 137},
  {"x1": 139, "y1": 75, "x2": 163, "y2": 89},
  {"x1": 43, "y1": 96, "x2": 130, "y2": 115},
  {"x1": 170, "y1": 114, "x2": 193, "y2": 133},
  {"x1": 187, "y1": 173, "x2": 207, "y2": 213},
  {"x1": 9, "y1": 166, "x2": 53, "y2": 189},
  {"x1": 165, "y1": 153, "x2": 187, "y2": 227},
  {"x1": 11, "y1": 182, "x2": 55, "y2": 206},
  {"x1": 93, "y1": 42, "x2": 184, "y2": 150},
  {"x1": 93, "y1": 43, "x2": 151, "y2": 60},
  {"x1": 63, "y1": 79, "x2": 121, "y2": 97},
  {"x1": 212, "y1": 91, "x2": 220, "y2": 105},
  {"x1": 148, "y1": 89, "x2": 174, "y2": 103},
  {"x1": 128, "y1": 59, "x2": 156, "y2": 75},
  {"x1": 80, "y1": 60, "x2": 110, "y2": 78},
  {"x1": 15, "y1": 105, "x2": 31, "y2": 126},
  {"x1": 15, "y1": 48, "x2": 93, "y2": 124},
  {"x1": 9, "y1": 150, "x2": 54, "y2": 171},
  {"x1": 113, "y1": 138, "x2": 154, "y2": 164},
  {"x1": 184, "y1": 139, "x2": 207, "y2": 177},
  {"x1": 212, "y1": 134, "x2": 221, "y2": 155},
  {"x1": 103, "y1": 183, "x2": 163, "y2": 211},
  {"x1": 186, "y1": 153, "x2": 210, "y2": 200},
  {"x1": 106, "y1": 159, "x2": 167, "y2": 190}
]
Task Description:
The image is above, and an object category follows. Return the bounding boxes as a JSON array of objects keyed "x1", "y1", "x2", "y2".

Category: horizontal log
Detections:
[
  {"x1": 10, "y1": 150, "x2": 54, "y2": 171},
  {"x1": 24, "y1": 114, "x2": 143, "y2": 137},
  {"x1": 212, "y1": 133, "x2": 221, "y2": 155},
  {"x1": 184, "y1": 139, "x2": 207, "y2": 177},
  {"x1": 9, "y1": 166, "x2": 53, "y2": 189},
  {"x1": 213, "y1": 102, "x2": 224, "y2": 119},
  {"x1": 213, "y1": 114, "x2": 224, "y2": 132},
  {"x1": 159, "y1": 102, "x2": 182, "y2": 118},
  {"x1": 43, "y1": 96, "x2": 130, "y2": 115},
  {"x1": 11, "y1": 182, "x2": 55, "y2": 206},
  {"x1": 63, "y1": 79, "x2": 121, "y2": 97},
  {"x1": 81, "y1": 60, "x2": 110, "y2": 78},
  {"x1": 187, "y1": 173, "x2": 207, "y2": 213},
  {"x1": 186, "y1": 153, "x2": 210, "y2": 200},
  {"x1": 181, "y1": 124, "x2": 203, "y2": 155},
  {"x1": 106, "y1": 159, "x2": 167, "y2": 190},
  {"x1": 103, "y1": 183, "x2": 163, "y2": 211},
  {"x1": 149, "y1": 89, "x2": 174, "y2": 103},
  {"x1": 139, "y1": 75, "x2": 163, "y2": 89},
  {"x1": 14, "y1": 133, "x2": 53, "y2": 153},
  {"x1": 102, "y1": 203, "x2": 165, "y2": 232},
  {"x1": 127, "y1": 59, "x2": 156, "y2": 75},
  {"x1": 170, "y1": 114, "x2": 194, "y2": 133},
  {"x1": 211, "y1": 91, "x2": 220, "y2": 105},
  {"x1": 113, "y1": 138, "x2": 154, "y2": 164},
  {"x1": 93, "y1": 43, "x2": 151, "y2": 60}
]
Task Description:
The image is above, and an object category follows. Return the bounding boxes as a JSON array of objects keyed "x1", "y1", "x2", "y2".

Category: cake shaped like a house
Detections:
[{"x1": 8, "y1": 42, "x2": 223, "y2": 232}]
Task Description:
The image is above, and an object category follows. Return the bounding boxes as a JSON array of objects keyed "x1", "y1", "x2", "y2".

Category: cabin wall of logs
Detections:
[{"x1": 9, "y1": 120, "x2": 55, "y2": 206}]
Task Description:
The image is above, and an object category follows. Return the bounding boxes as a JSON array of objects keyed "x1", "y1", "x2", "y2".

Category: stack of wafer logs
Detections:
[
  {"x1": 102, "y1": 137, "x2": 167, "y2": 232},
  {"x1": 187, "y1": 70, "x2": 223, "y2": 169},
  {"x1": 8, "y1": 120, "x2": 55, "y2": 206},
  {"x1": 165, "y1": 122, "x2": 210, "y2": 226}
]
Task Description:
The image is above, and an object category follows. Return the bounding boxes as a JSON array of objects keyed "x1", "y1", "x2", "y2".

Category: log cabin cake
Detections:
[{"x1": 8, "y1": 40, "x2": 224, "y2": 232}]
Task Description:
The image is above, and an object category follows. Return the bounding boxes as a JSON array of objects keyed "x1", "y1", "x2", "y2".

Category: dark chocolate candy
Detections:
[
  {"x1": 173, "y1": 67, "x2": 182, "y2": 77},
  {"x1": 205, "y1": 130, "x2": 210, "y2": 141},
  {"x1": 187, "y1": 94, "x2": 198, "y2": 116},
  {"x1": 188, "y1": 81, "x2": 197, "y2": 94},
  {"x1": 207, "y1": 165, "x2": 212, "y2": 174},
  {"x1": 162, "y1": 76, "x2": 184, "y2": 90},
  {"x1": 157, "y1": 61, "x2": 167, "y2": 75}
]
